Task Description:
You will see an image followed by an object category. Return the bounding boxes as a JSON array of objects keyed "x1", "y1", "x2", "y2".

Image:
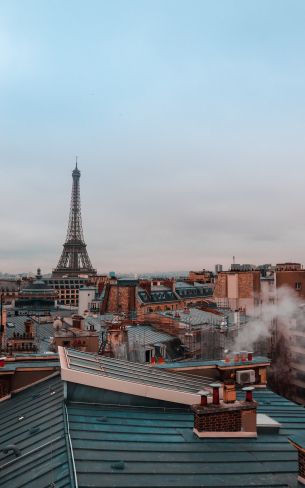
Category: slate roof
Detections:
[
  {"x1": 127, "y1": 325, "x2": 175, "y2": 347},
  {"x1": 0, "y1": 374, "x2": 74, "y2": 488},
  {"x1": 160, "y1": 308, "x2": 245, "y2": 327},
  {"x1": 66, "y1": 387, "x2": 301, "y2": 487},
  {"x1": 7, "y1": 316, "x2": 55, "y2": 353}
]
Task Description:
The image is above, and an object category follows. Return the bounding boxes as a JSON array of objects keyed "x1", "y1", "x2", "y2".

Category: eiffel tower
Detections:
[{"x1": 53, "y1": 160, "x2": 96, "y2": 277}]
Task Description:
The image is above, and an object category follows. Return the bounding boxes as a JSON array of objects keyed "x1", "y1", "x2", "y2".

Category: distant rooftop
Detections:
[{"x1": 156, "y1": 356, "x2": 271, "y2": 370}]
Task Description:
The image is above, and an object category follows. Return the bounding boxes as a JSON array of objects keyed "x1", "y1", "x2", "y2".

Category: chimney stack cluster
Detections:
[
  {"x1": 224, "y1": 351, "x2": 253, "y2": 363},
  {"x1": 192, "y1": 383, "x2": 257, "y2": 438}
]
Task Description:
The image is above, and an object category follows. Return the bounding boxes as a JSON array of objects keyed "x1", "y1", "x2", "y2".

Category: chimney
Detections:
[
  {"x1": 223, "y1": 380, "x2": 236, "y2": 403},
  {"x1": 288, "y1": 436, "x2": 305, "y2": 485},
  {"x1": 25, "y1": 319, "x2": 33, "y2": 337},
  {"x1": 72, "y1": 315, "x2": 84, "y2": 330},
  {"x1": 192, "y1": 384, "x2": 257, "y2": 438}
]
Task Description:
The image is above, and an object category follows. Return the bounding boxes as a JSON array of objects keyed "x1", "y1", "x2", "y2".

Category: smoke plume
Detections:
[{"x1": 232, "y1": 286, "x2": 304, "y2": 353}]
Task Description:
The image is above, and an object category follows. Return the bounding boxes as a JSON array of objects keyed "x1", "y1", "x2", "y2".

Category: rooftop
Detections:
[
  {"x1": 67, "y1": 388, "x2": 300, "y2": 487},
  {"x1": 159, "y1": 307, "x2": 244, "y2": 327},
  {"x1": 157, "y1": 356, "x2": 271, "y2": 370},
  {"x1": 1, "y1": 368, "x2": 303, "y2": 487},
  {"x1": 127, "y1": 324, "x2": 175, "y2": 347},
  {"x1": 0, "y1": 374, "x2": 74, "y2": 487},
  {"x1": 60, "y1": 348, "x2": 212, "y2": 404}
]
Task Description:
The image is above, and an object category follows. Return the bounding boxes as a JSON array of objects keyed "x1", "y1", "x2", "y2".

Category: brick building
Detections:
[
  {"x1": 270, "y1": 266, "x2": 305, "y2": 404},
  {"x1": 213, "y1": 271, "x2": 261, "y2": 315},
  {"x1": 276, "y1": 262, "x2": 302, "y2": 272},
  {"x1": 275, "y1": 268, "x2": 305, "y2": 299},
  {"x1": 100, "y1": 277, "x2": 214, "y2": 318}
]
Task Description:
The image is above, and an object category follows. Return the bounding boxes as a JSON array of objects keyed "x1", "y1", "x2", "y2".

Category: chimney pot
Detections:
[
  {"x1": 210, "y1": 383, "x2": 222, "y2": 405},
  {"x1": 240, "y1": 351, "x2": 248, "y2": 362},
  {"x1": 234, "y1": 352, "x2": 240, "y2": 363},
  {"x1": 198, "y1": 390, "x2": 209, "y2": 406},
  {"x1": 243, "y1": 386, "x2": 254, "y2": 402}
]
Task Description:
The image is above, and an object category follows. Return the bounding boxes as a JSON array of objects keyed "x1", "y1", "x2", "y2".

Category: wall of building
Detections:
[
  {"x1": 11, "y1": 370, "x2": 58, "y2": 392},
  {"x1": 46, "y1": 277, "x2": 88, "y2": 306},
  {"x1": 78, "y1": 287, "x2": 96, "y2": 315},
  {"x1": 213, "y1": 271, "x2": 260, "y2": 315},
  {"x1": 261, "y1": 279, "x2": 275, "y2": 304},
  {"x1": 53, "y1": 334, "x2": 99, "y2": 353},
  {"x1": 276, "y1": 271, "x2": 305, "y2": 299},
  {"x1": 105, "y1": 285, "x2": 136, "y2": 313}
]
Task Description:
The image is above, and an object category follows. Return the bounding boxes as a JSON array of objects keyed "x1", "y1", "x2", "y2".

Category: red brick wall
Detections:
[
  {"x1": 106, "y1": 286, "x2": 130, "y2": 312},
  {"x1": 213, "y1": 274, "x2": 227, "y2": 298},
  {"x1": 194, "y1": 410, "x2": 241, "y2": 432},
  {"x1": 276, "y1": 271, "x2": 305, "y2": 299},
  {"x1": 11, "y1": 370, "x2": 57, "y2": 391},
  {"x1": 238, "y1": 271, "x2": 260, "y2": 299},
  {"x1": 214, "y1": 272, "x2": 260, "y2": 300}
]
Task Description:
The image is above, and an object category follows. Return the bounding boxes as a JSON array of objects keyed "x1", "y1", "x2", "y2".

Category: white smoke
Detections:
[{"x1": 232, "y1": 286, "x2": 304, "y2": 353}]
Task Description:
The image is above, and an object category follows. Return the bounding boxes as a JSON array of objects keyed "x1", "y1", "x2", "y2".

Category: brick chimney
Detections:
[
  {"x1": 72, "y1": 315, "x2": 84, "y2": 330},
  {"x1": 192, "y1": 384, "x2": 257, "y2": 438},
  {"x1": 288, "y1": 436, "x2": 305, "y2": 485},
  {"x1": 25, "y1": 319, "x2": 33, "y2": 337}
]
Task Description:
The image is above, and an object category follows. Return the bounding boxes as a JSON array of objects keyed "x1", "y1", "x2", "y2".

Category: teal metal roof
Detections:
[
  {"x1": 66, "y1": 387, "x2": 302, "y2": 487},
  {"x1": 127, "y1": 324, "x2": 175, "y2": 346},
  {"x1": 0, "y1": 360, "x2": 60, "y2": 372},
  {"x1": 0, "y1": 374, "x2": 74, "y2": 487},
  {"x1": 65, "y1": 348, "x2": 212, "y2": 393},
  {"x1": 157, "y1": 356, "x2": 270, "y2": 369},
  {"x1": 1, "y1": 357, "x2": 305, "y2": 487}
]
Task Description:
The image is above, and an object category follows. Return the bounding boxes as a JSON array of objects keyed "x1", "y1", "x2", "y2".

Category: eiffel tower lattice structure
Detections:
[{"x1": 53, "y1": 161, "x2": 96, "y2": 277}]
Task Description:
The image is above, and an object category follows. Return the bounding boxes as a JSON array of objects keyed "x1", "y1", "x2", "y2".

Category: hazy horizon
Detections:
[{"x1": 1, "y1": 1, "x2": 305, "y2": 274}]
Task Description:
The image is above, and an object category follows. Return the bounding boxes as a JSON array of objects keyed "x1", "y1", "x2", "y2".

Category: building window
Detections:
[{"x1": 295, "y1": 282, "x2": 302, "y2": 291}]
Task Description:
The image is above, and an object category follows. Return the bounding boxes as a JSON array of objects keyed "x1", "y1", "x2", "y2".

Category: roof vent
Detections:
[
  {"x1": 3, "y1": 444, "x2": 21, "y2": 457},
  {"x1": 96, "y1": 417, "x2": 108, "y2": 423},
  {"x1": 257, "y1": 414, "x2": 281, "y2": 434},
  {"x1": 111, "y1": 461, "x2": 125, "y2": 470}
]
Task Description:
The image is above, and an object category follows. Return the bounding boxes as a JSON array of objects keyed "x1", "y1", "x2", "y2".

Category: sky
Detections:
[{"x1": 1, "y1": 0, "x2": 305, "y2": 275}]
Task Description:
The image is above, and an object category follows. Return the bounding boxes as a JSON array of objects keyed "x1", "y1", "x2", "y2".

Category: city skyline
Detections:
[{"x1": 1, "y1": 1, "x2": 305, "y2": 273}]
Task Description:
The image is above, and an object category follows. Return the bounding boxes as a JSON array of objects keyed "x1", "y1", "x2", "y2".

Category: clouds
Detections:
[{"x1": 1, "y1": 1, "x2": 305, "y2": 273}]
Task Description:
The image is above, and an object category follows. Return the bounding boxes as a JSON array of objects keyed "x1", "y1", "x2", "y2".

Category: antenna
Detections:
[{"x1": 233, "y1": 256, "x2": 235, "y2": 265}]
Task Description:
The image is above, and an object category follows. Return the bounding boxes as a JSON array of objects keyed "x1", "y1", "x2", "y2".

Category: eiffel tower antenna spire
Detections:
[{"x1": 52, "y1": 161, "x2": 96, "y2": 277}]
